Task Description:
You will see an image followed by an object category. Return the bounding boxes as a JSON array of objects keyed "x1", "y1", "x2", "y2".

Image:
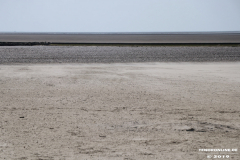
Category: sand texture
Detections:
[{"x1": 0, "y1": 63, "x2": 239, "y2": 159}]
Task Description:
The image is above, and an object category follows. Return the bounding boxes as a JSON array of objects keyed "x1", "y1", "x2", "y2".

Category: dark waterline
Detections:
[
  {"x1": 1, "y1": 32, "x2": 240, "y2": 44},
  {"x1": 1, "y1": 31, "x2": 240, "y2": 34}
]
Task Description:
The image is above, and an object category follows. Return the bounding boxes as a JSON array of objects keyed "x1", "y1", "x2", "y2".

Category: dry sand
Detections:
[{"x1": 0, "y1": 63, "x2": 239, "y2": 159}]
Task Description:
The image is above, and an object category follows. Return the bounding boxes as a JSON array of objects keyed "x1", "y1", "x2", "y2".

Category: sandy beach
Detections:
[{"x1": 0, "y1": 62, "x2": 239, "y2": 159}]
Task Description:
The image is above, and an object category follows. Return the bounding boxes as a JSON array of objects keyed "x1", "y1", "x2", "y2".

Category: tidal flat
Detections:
[
  {"x1": 0, "y1": 46, "x2": 240, "y2": 64},
  {"x1": 0, "y1": 46, "x2": 239, "y2": 159}
]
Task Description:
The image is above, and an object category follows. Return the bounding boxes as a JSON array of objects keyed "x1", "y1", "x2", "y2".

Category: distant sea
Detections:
[
  {"x1": 0, "y1": 32, "x2": 240, "y2": 44},
  {"x1": 1, "y1": 31, "x2": 240, "y2": 35}
]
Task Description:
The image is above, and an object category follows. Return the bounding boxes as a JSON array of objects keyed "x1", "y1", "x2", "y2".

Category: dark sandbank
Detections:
[{"x1": 0, "y1": 46, "x2": 239, "y2": 64}]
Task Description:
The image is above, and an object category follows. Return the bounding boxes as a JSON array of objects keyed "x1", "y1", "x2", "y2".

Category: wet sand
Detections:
[
  {"x1": 0, "y1": 63, "x2": 239, "y2": 159},
  {"x1": 1, "y1": 46, "x2": 240, "y2": 64}
]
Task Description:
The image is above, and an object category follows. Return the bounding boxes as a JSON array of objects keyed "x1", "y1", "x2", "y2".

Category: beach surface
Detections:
[
  {"x1": 1, "y1": 46, "x2": 240, "y2": 64},
  {"x1": 0, "y1": 62, "x2": 239, "y2": 159}
]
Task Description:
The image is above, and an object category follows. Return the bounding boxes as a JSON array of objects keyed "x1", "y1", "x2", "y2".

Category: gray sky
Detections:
[{"x1": 1, "y1": 0, "x2": 240, "y2": 32}]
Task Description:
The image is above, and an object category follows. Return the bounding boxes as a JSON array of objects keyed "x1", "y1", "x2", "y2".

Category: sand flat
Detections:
[
  {"x1": 1, "y1": 46, "x2": 240, "y2": 64},
  {"x1": 0, "y1": 63, "x2": 239, "y2": 159}
]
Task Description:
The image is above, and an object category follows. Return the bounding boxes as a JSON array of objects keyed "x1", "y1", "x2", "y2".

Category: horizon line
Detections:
[{"x1": 1, "y1": 31, "x2": 240, "y2": 35}]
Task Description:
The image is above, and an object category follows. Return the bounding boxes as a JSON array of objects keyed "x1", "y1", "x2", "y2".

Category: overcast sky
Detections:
[{"x1": 0, "y1": 0, "x2": 240, "y2": 32}]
